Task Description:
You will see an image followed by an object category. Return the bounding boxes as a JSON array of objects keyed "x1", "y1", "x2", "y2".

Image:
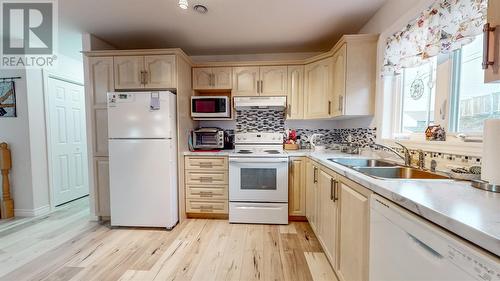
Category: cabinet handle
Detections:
[
  {"x1": 334, "y1": 180, "x2": 339, "y2": 202},
  {"x1": 328, "y1": 101, "x2": 332, "y2": 115},
  {"x1": 330, "y1": 178, "x2": 334, "y2": 201},
  {"x1": 483, "y1": 23, "x2": 496, "y2": 70},
  {"x1": 313, "y1": 167, "x2": 318, "y2": 183},
  {"x1": 143, "y1": 71, "x2": 149, "y2": 85},
  {"x1": 198, "y1": 162, "x2": 213, "y2": 168},
  {"x1": 198, "y1": 177, "x2": 213, "y2": 182},
  {"x1": 287, "y1": 104, "x2": 291, "y2": 117},
  {"x1": 260, "y1": 80, "x2": 263, "y2": 93},
  {"x1": 339, "y1": 96, "x2": 344, "y2": 113},
  {"x1": 139, "y1": 71, "x2": 144, "y2": 85},
  {"x1": 199, "y1": 191, "x2": 213, "y2": 197}
]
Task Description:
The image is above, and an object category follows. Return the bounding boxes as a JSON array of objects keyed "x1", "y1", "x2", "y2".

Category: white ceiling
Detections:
[{"x1": 59, "y1": 0, "x2": 387, "y2": 55}]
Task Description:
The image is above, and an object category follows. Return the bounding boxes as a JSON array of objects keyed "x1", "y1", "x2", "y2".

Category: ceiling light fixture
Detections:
[
  {"x1": 178, "y1": 0, "x2": 188, "y2": 10},
  {"x1": 193, "y1": 4, "x2": 208, "y2": 14}
]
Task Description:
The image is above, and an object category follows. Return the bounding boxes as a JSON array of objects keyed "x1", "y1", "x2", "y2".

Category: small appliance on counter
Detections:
[{"x1": 191, "y1": 127, "x2": 225, "y2": 150}]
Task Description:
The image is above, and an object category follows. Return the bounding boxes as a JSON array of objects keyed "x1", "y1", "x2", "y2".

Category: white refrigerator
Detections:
[{"x1": 107, "y1": 91, "x2": 178, "y2": 229}]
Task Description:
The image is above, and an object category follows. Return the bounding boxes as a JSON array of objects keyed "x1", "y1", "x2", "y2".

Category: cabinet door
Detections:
[
  {"x1": 260, "y1": 66, "x2": 288, "y2": 96},
  {"x1": 331, "y1": 45, "x2": 347, "y2": 117},
  {"x1": 94, "y1": 109, "x2": 109, "y2": 157},
  {"x1": 144, "y1": 55, "x2": 176, "y2": 89},
  {"x1": 232, "y1": 67, "x2": 259, "y2": 96},
  {"x1": 193, "y1": 67, "x2": 213, "y2": 90},
  {"x1": 485, "y1": 0, "x2": 500, "y2": 83},
  {"x1": 89, "y1": 57, "x2": 114, "y2": 106},
  {"x1": 114, "y1": 56, "x2": 144, "y2": 89},
  {"x1": 305, "y1": 160, "x2": 318, "y2": 230},
  {"x1": 289, "y1": 157, "x2": 306, "y2": 216},
  {"x1": 337, "y1": 182, "x2": 370, "y2": 281},
  {"x1": 318, "y1": 169, "x2": 338, "y2": 267},
  {"x1": 95, "y1": 158, "x2": 110, "y2": 217},
  {"x1": 287, "y1": 65, "x2": 304, "y2": 119},
  {"x1": 213, "y1": 67, "x2": 233, "y2": 89},
  {"x1": 304, "y1": 58, "x2": 333, "y2": 119}
]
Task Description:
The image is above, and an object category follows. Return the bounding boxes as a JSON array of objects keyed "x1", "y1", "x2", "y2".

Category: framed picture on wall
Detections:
[{"x1": 0, "y1": 81, "x2": 16, "y2": 117}]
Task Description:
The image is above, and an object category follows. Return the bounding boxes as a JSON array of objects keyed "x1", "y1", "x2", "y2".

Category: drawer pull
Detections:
[
  {"x1": 198, "y1": 177, "x2": 213, "y2": 182},
  {"x1": 198, "y1": 162, "x2": 214, "y2": 167},
  {"x1": 198, "y1": 191, "x2": 213, "y2": 197}
]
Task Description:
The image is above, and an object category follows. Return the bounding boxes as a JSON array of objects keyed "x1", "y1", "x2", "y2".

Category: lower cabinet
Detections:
[
  {"x1": 305, "y1": 159, "x2": 319, "y2": 231},
  {"x1": 185, "y1": 156, "x2": 229, "y2": 216},
  {"x1": 318, "y1": 168, "x2": 339, "y2": 267},
  {"x1": 289, "y1": 157, "x2": 306, "y2": 217},
  {"x1": 337, "y1": 180, "x2": 371, "y2": 281},
  {"x1": 305, "y1": 159, "x2": 372, "y2": 281}
]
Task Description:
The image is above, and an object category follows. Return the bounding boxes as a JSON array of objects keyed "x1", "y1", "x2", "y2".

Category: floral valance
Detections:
[{"x1": 383, "y1": 0, "x2": 487, "y2": 76}]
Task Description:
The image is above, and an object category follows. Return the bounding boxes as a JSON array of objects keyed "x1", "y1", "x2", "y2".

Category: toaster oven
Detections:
[{"x1": 192, "y1": 128, "x2": 225, "y2": 150}]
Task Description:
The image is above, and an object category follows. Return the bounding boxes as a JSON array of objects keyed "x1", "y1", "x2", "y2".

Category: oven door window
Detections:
[{"x1": 240, "y1": 168, "x2": 277, "y2": 190}]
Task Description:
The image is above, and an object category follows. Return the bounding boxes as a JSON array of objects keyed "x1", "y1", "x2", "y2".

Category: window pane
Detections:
[
  {"x1": 456, "y1": 35, "x2": 500, "y2": 133},
  {"x1": 401, "y1": 58, "x2": 436, "y2": 133}
]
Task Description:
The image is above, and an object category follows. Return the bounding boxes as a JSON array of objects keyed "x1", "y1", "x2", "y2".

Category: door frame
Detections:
[{"x1": 42, "y1": 70, "x2": 86, "y2": 210}]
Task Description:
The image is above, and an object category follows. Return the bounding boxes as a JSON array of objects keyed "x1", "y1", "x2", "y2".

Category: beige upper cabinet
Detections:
[
  {"x1": 259, "y1": 66, "x2": 288, "y2": 96},
  {"x1": 289, "y1": 157, "x2": 306, "y2": 217},
  {"x1": 114, "y1": 55, "x2": 176, "y2": 90},
  {"x1": 287, "y1": 65, "x2": 304, "y2": 119},
  {"x1": 193, "y1": 67, "x2": 232, "y2": 90},
  {"x1": 89, "y1": 57, "x2": 114, "y2": 106},
  {"x1": 331, "y1": 45, "x2": 347, "y2": 117},
  {"x1": 485, "y1": 0, "x2": 500, "y2": 83},
  {"x1": 232, "y1": 66, "x2": 288, "y2": 96},
  {"x1": 337, "y1": 180, "x2": 372, "y2": 281},
  {"x1": 336, "y1": 35, "x2": 378, "y2": 116},
  {"x1": 144, "y1": 55, "x2": 176, "y2": 89},
  {"x1": 232, "y1": 66, "x2": 260, "y2": 96},
  {"x1": 304, "y1": 57, "x2": 333, "y2": 119},
  {"x1": 114, "y1": 56, "x2": 144, "y2": 90}
]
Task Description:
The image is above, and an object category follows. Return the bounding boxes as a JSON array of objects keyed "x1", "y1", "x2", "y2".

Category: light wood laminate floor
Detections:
[{"x1": 0, "y1": 198, "x2": 336, "y2": 281}]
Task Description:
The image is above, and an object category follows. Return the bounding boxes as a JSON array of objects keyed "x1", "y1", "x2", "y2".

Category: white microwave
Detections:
[{"x1": 191, "y1": 96, "x2": 230, "y2": 118}]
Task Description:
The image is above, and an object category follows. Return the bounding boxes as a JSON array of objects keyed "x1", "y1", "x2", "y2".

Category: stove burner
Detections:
[
  {"x1": 237, "y1": 150, "x2": 253, "y2": 154},
  {"x1": 264, "y1": 150, "x2": 281, "y2": 154}
]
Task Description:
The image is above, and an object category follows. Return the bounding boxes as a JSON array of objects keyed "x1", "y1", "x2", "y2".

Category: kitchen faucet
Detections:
[{"x1": 371, "y1": 142, "x2": 412, "y2": 167}]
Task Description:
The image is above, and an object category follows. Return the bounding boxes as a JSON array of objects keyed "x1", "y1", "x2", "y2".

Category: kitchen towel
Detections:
[{"x1": 481, "y1": 119, "x2": 500, "y2": 185}]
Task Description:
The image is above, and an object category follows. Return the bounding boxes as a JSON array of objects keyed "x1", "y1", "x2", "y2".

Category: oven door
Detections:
[
  {"x1": 191, "y1": 96, "x2": 230, "y2": 118},
  {"x1": 229, "y1": 157, "x2": 288, "y2": 202}
]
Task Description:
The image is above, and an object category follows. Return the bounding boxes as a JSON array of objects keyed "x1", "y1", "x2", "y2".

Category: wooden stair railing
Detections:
[{"x1": 0, "y1": 142, "x2": 14, "y2": 219}]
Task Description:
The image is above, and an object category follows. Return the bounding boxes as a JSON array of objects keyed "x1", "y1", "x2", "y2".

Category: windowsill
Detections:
[{"x1": 381, "y1": 135, "x2": 483, "y2": 157}]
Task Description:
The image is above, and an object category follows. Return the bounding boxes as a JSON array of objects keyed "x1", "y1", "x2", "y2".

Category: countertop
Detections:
[{"x1": 184, "y1": 149, "x2": 500, "y2": 256}]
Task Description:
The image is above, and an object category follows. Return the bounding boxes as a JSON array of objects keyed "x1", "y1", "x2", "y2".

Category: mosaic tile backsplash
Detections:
[
  {"x1": 235, "y1": 109, "x2": 285, "y2": 133},
  {"x1": 294, "y1": 128, "x2": 377, "y2": 148}
]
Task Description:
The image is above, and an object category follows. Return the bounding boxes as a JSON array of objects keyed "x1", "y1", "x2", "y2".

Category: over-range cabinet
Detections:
[{"x1": 83, "y1": 50, "x2": 194, "y2": 221}]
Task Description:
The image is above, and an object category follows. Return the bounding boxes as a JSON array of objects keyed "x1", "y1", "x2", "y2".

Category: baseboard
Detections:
[
  {"x1": 14, "y1": 205, "x2": 51, "y2": 217},
  {"x1": 289, "y1": 215, "x2": 308, "y2": 222},
  {"x1": 187, "y1": 213, "x2": 229, "y2": 220}
]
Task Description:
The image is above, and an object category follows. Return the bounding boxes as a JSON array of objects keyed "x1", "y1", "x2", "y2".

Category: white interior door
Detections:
[{"x1": 47, "y1": 77, "x2": 89, "y2": 206}]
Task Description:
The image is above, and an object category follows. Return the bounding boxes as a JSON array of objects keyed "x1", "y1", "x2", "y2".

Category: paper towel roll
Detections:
[{"x1": 481, "y1": 119, "x2": 500, "y2": 185}]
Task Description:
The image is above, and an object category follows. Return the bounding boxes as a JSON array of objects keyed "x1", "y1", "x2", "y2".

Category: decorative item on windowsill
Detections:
[
  {"x1": 425, "y1": 124, "x2": 446, "y2": 141},
  {"x1": 284, "y1": 129, "x2": 299, "y2": 150},
  {"x1": 449, "y1": 166, "x2": 481, "y2": 181}
]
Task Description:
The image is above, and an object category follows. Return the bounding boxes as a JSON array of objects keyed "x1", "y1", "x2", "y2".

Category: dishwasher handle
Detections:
[{"x1": 407, "y1": 233, "x2": 443, "y2": 259}]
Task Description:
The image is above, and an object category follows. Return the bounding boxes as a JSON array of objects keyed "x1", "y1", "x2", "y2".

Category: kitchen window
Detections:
[
  {"x1": 393, "y1": 34, "x2": 500, "y2": 137},
  {"x1": 450, "y1": 35, "x2": 500, "y2": 133}
]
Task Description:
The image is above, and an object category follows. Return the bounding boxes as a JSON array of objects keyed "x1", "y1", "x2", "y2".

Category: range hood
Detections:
[{"x1": 234, "y1": 96, "x2": 287, "y2": 109}]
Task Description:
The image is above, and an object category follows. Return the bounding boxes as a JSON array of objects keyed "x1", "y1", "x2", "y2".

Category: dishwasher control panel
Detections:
[{"x1": 448, "y1": 244, "x2": 500, "y2": 281}]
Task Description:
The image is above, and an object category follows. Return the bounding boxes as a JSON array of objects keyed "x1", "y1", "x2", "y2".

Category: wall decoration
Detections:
[
  {"x1": 0, "y1": 81, "x2": 16, "y2": 117},
  {"x1": 410, "y1": 78, "x2": 425, "y2": 100}
]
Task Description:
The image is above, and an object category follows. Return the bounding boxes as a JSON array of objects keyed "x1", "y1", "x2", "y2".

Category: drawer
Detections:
[
  {"x1": 186, "y1": 185, "x2": 228, "y2": 199},
  {"x1": 185, "y1": 157, "x2": 228, "y2": 170},
  {"x1": 186, "y1": 200, "x2": 228, "y2": 214},
  {"x1": 185, "y1": 171, "x2": 228, "y2": 185}
]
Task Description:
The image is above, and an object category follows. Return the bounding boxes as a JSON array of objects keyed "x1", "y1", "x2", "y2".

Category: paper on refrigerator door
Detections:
[{"x1": 150, "y1": 92, "x2": 160, "y2": 110}]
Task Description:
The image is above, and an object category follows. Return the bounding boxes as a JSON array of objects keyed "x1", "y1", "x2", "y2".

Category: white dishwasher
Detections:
[{"x1": 370, "y1": 194, "x2": 500, "y2": 281}]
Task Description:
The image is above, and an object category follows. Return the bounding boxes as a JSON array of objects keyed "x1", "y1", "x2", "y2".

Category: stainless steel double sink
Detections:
[{"x1": 328, "y1": 158, "x2": 449, "y2": 180}]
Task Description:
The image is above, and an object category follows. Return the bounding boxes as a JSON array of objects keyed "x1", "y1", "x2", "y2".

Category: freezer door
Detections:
[
  {"x1": 109, "y1": 139, "x2": 178, "y2": 228},
  {"x1": 107, "y1": 91, "x2": 176, "y2": 139}
]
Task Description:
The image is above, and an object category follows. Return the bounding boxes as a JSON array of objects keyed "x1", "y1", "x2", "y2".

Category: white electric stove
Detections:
[{"x1": 229, "y1": 133, "x2": 289, "y2": 225}]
